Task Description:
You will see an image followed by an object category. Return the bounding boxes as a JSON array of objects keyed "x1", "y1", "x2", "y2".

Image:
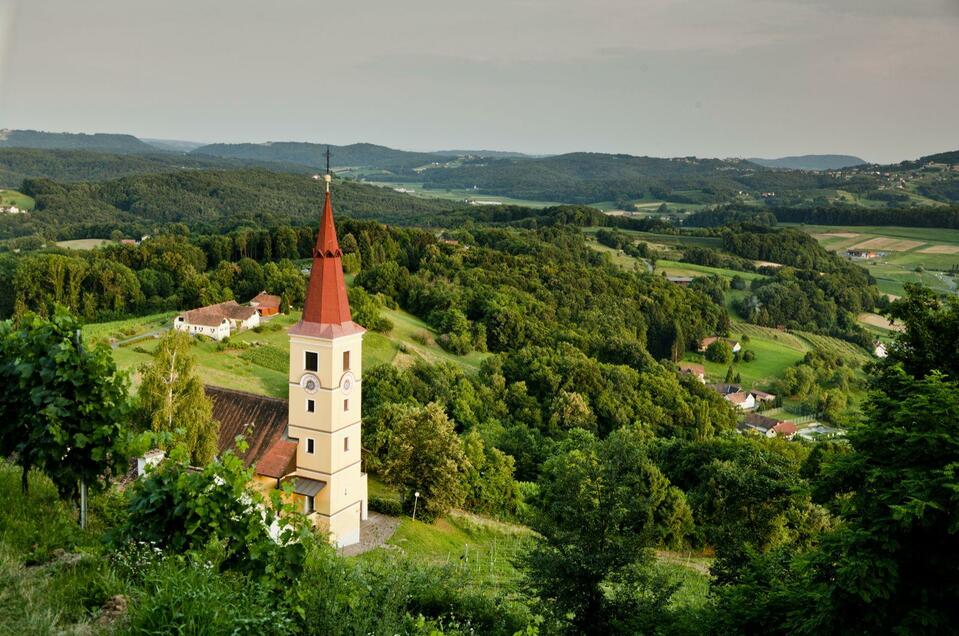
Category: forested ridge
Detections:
[
  {"x1": 0, "y1": 147, "x2": 316, "y2": 188},
  {"x1": 0, "y1": 169, "x2": 460, "y2": 240}
]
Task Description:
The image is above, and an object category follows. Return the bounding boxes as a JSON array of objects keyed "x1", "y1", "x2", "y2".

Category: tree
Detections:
[
  {"x1": 137, "y1": 331, "x2": 218, "y2": 465},
  {"x1": 522, "y1": 427, "x2": 692, "y2": 634},
  {"x1": 366, "y1": 402, "x2": 468, "y2": 521},
  {"x1": 0, "y1": 309, "x2": 130, "y2": 510},
  {"x1": 713, "y1": 285, "x2": 959, "y2": 635},
  {"x1": 706, "y1": 339, "x2": 733, "y2": 364}
]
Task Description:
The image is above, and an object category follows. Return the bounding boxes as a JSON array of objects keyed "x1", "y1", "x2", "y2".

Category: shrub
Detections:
[
  {"x1": 706, "y1": 340, "x2": 734, "y2": 364},
  {"x1": 411, "y1": 330, "x2": 433, "y2": 346},
  {"x1": 368, "y1": 495, "x2": 403, "y2": 516},
  {"x1": 743, "y1": 350, "x2": 756, "y2": 362}
]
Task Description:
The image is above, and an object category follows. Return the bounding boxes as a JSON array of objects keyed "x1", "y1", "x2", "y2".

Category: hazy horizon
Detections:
[{"x1": 1, "y1": 0, "x2": 957, "y2": 163}]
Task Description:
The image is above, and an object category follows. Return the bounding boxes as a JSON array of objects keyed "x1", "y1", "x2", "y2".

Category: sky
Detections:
[{"x1": 0, "y1": 0, "x2": 957, "y2": 163}]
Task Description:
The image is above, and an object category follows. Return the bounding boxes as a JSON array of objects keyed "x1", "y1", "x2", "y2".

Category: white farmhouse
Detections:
[{"x1": 173, "y1": 300, "x2": 260, "y2": 341}]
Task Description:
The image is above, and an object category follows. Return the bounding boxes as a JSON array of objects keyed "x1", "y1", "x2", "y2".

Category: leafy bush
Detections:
[
  {"x1": 114, "y1": 449, "x2": 310, "y2": 584},
  {"x1": 368, "y1": 495, "x2": 403, "y2": 516},
  {"x1": 705, "y1": 340, "x2": 733, "y2": 364},
  {"x1": 743, "y1": 350, "x2": 756, "y2": 362}
]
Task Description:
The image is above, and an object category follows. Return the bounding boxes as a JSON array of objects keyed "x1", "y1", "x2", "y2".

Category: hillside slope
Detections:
[
  {"x1": 0, "y1": 128, "x2": 155, "y2": 153},
  {"x1": 193, "y1": 141, "x2": 444, "y2": 172},
  {"x1": 747, "y1": 154, "x2": 866, "y2": 170},
  {"x1": 6, "y1": 169, "x2": 461, "y2": 239}
]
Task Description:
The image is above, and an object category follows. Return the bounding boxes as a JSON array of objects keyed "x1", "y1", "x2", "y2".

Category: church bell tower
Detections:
[{"x1": 286, "y1": 167, "x2": 367, "y2": 547}]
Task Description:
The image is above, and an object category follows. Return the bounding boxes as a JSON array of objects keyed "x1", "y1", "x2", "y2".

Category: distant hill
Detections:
[
  {"x1": 0, "y1": 148, "x2": 317, "y2": 188},
  {"x1": 746, "y1": 155, "x2": 866, "y2": 171},
  {"x1": 420, "y1": 152, "x2": 764, "y2": 204},
  {"x1": 142, "y1": 138, "x2": 206, "y2": 152},
  {"x1": 917, "y1": 150, "x2": 959, "y2": 165},
  {"x1": 432, "y1": 149, "x2": 539, "y2": 159},
  {"x1": 192, "y1": 141, "x2": 444, "y2": 172},
  {"x1": 3, "y1": 169, "x2": 462, "y2": 240},
  {"x1": 0, "y1": 129, "x2": 155, "y2": 154}
]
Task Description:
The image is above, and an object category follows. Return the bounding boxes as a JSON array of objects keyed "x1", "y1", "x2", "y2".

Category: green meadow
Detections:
[
  {"x1": 91, "y1": 305, "x2": 490, "y2": 399},
  {"x1": 0, "y1": 188, "x2": 34, "y2": 210},
  {"x1": 789, "y1": 224, "x2": 959, "y2": 297}
]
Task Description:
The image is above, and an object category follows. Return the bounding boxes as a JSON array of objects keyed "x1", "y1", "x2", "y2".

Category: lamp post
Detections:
[{"x1": 412, "y1": 491, "x2": 420, "y2": 522}]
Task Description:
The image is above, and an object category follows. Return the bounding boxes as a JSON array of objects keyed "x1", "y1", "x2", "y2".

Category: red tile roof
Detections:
[
  {"x1": 772, "y1": 422, "x2": 798, "y2": 436},
  {"x1": 182, "y1": 301, "x2": 257, "y2": 327},
  {"x1": 300, "y1": 188, "x2": 353, "y2": 326},
  {"x1": 678, "y1": 362, "x2": 705, "y2": 376},
  {"x1": 206, "y1": 386, "x2": 291, "y2": 478},
  {"x1": 250, "y1": 292, "x2": 281, "y2": 309}
]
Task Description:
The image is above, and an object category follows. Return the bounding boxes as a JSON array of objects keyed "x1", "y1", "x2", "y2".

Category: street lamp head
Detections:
[{"x1": 414, "y1": 491, "x2": 420, "y2": 498}]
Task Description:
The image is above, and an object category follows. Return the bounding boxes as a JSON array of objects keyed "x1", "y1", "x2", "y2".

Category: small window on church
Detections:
[
  {"x1": 305, "y1": 351, "x2": 318, "y2": 372},
  {"x1": 307, "y1": 399, "x2": 315, "y2": 413},
  {"x1": 343, "y1": 350, "x2": 351, "y2": 371},
  {"x1": 344, "y1": 436, "x2": 350, "y2": 452},
  {"x1": 343, "y1": 399, "x2": 349, "y2": 412},
  {"x1": 305, "y1": 495, "x2": 314, "y2": 514},
  {"x1": 306, "y1": 438, "x2": 315, "y2": 454}
]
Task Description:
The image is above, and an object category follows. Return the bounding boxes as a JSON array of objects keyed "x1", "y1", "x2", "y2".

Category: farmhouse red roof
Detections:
[
  {"x1": 181, "y1": 300, "x2": 257, "y2": 327},
  {"x1": 251, "y1": 292, "x2": 281, "y2": 309},
  {"x1": 206, "y1": 386, "x2": 293, "y2": 478}
]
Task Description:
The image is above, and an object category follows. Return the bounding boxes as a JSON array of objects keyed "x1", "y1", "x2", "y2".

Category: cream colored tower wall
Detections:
[{"x1": 287, "y1": 330, "x2": 366, "y2": 547}]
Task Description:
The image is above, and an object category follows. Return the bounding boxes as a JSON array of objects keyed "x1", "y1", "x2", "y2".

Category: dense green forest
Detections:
[
  {"x1": 0, "y1": 147, "x2": 315, "y2": 188},
  {"x1": 192, "y1": 141, "x2": 445, "y2": 172},
  {"x1": 2, "y1": 281, "x2": 956, "y2": 633},
  {"x1": 0, "y1": 129, "x2": 155, "y2": 153},
  {"x1": 0, "y1": 169, "x2": 460, "y2": 240}
]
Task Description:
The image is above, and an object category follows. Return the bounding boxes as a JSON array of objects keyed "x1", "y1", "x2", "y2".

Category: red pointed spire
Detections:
[
  {"x1": 314, "y1": 189, "x2": 341, "y2": 257},
  {"x1": 293, "y1": 175, "x2": 357, "y2": 332}
]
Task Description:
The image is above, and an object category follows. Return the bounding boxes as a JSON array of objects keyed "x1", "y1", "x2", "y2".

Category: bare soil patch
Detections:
[
  {"x1": 850, "y1": 237, "x2": 924, "y2": 252},
  {"x1": 918, "y1": 244, "x2": 959, "y2": 254},
  {"x1": 858, "y1": 312, "x2": 904, "y2": 332},
  {"x1": 816, "y1": 232, "x2": 860, "y2": 239}
]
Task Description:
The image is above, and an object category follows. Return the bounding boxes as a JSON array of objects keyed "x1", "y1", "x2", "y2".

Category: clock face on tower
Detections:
[
  {"x1": 300, "y1": 373, "x2": 320, "y2": 394},
  {"x1": 340, "y1": 371, "x2": 356, "y2": 396}
]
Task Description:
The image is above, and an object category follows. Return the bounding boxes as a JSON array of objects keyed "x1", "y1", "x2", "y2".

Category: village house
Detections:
[
  {"x1": 250, "y1": 292, "x2": 282, "y2": 317},
  {"x1": 750, "y1": 389, "x2": 777, "y2": 405},
  {"x1": 740, "y1": 412, "x2": 797, "y2": 439},
  {"x1": 173, "y1": 300, "x2": 260, "y2": 341},
  {"x1": 698, "y1": 336, "x2": 741, "y2": 353},
  {"x1": 666, "y1": 275, "x2": 695, "y2": 287},
  {"x1": 874, "y1": 341, "x2": 888, "y2": 358},
  {"x1": 677, "y1": 361, "x2": 706, "y2": 383},
  {"x1": 724, "y1": 391, "x2": 756, "y2": 410},
  {"x1": 199, "y1": 173, "x2": 367, "y2": 547}
]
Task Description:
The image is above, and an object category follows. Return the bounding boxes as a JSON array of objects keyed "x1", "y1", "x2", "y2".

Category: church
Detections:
[{"x1": 206, "y1": 172, "x2": 368, "y2": 547}]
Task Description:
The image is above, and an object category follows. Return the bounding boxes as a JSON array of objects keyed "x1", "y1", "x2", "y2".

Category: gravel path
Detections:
[{"x1": 338, "y1": 512, "x2": 400, "y2": 557}]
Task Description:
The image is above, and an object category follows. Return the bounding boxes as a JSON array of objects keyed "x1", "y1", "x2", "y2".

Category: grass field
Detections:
[
  {"x1": 365, "y1": 181, "x2": 568, "y2": 209},
  {"x1": 0, "y1": 188, "x2": 34, "y2": 210},
  {"x1": 787, "y1": 224, "x2": 959, "y2": 297},
  {"x1": 56, "y1": 238, "x2": 111, "y2": 250},
  {"x1": 92, "y1": 305, "x2": 489, "y2": 398}
]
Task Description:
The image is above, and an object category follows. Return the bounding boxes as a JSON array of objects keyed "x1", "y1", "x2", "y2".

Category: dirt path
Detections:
[{"x1": 338, "y1": 512, "x2": 400, "y2": 557}]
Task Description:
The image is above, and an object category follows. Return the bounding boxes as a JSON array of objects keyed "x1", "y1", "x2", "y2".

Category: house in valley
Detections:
[
  {"x1": 740, "y1": 412, "x2": 796, "y2": 439},
  {"x1": 873, "y1": 341, "x2": 888, "y2": 358},
  {"x1": 250, "y1": 292, "x2": 282, "y2": 317},
  {"x1": 173, "y1": 300, "x2": 260, "y2": 341},
  {"x1": 724, "y1": 391, "x2": 756, "y2": 410},
  {"x1": 698, "y1": 336, "x2": 741, "y2": 353},
  {"x1": 677, "y1": 362, "x2": 706, "y2": 383}
]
